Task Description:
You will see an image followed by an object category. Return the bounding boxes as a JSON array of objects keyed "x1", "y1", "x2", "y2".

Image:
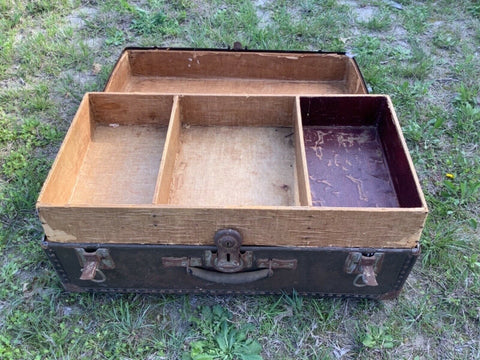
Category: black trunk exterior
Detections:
[{"x1": 42, "y1": 238, "x2": 418, "y2": 300}]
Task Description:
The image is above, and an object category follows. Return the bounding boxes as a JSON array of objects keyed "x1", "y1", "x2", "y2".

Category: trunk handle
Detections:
[{"x1": 187, "y1": 266, "x2": 272, "y2": 284}]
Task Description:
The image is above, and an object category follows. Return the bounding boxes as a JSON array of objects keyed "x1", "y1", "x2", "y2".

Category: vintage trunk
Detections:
[{"x1": 37, "y1": 48, "x2": 427, "y2": 299}]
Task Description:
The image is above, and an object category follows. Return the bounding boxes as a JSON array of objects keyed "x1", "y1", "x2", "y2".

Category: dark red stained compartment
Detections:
[
  {"x1": 300, "y1": 96, "x2": 423, "y2": 208},
  {"x1": 304, "y1": 126, "x2": 398, "y2": 207}
]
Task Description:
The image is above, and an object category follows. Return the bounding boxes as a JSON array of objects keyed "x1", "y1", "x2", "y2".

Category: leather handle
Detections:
[{"x1": 188, "y1": 267, "x2": 272, "y2": 284}]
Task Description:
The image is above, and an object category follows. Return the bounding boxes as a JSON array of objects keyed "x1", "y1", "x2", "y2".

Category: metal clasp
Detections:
[
  {"x1": 162, "y1": 229, "x2": 297, "y2": 273},
  {"x1": 344, "y1": 252, "x2": 384, "y2": 287},
  {"x1": 75, "y1": 248, "x2": 115, "y2": 283}
]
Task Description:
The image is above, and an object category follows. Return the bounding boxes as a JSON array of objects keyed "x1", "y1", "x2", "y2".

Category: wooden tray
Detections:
[{"x1": 37, "y1": 94, "x2": 427, "y2": 249}]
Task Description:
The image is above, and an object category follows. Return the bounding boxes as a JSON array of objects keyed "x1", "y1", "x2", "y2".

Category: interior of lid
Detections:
[{"x1": 105, "y1": 50, "x2": 367, "y2": 95}]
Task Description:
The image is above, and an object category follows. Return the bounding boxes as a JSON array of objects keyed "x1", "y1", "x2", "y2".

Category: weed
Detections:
[
  {"x1": 105, "y1": 27, "x2": 126, "y2": 46},
  {"x1": 433, "y1": 30, "x2": 459, "y2": 49},
  {"x1": 186, "y1": 305, "x2": 263, "y2": 360},
  {"x1": 130, "y1": 6, "x2": 180, "y2": 36},
  {"x1": 363, "y1": 9, "x2": 392, "y2": 31},
  {"x1": 359, "y1": 325, "x2": 396, "y2": 349}
]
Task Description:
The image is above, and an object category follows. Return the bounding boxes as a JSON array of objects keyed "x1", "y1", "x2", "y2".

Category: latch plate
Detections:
[{"x1": 162, "y1": 229, "x2": 297, "y2": 273}]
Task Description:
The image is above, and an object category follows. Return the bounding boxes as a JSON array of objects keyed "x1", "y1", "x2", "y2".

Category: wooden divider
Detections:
[
  {"x1": 154, "y1": 95, "x2": 181, "y2": 204},
  {"x1": 294, "y1": 96, "x2": 312, "y2": 206}
]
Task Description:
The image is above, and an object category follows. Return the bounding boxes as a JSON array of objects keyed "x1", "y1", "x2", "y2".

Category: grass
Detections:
[{"x1": 1, "y1": 0, "x2": 479, "y2": 359}]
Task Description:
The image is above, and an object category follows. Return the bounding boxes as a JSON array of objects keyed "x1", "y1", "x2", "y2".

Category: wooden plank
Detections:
[
  {"x1": 104, "y1": 51, "x2": 131, "y2": 91},
  {"x1": 345, "y1": 58, "x2": 368, "y2": 94},
  {"x1": 89, "y1": 93, "x2": 173, "y2": 126},
  {"x1": 38, "y1": 205, "x2": 427, "y2": 248},
  {"x1": 168, "y1": 126, "x2": 296, "y2": 206},
  {"x1": 154, "y1": 95, "x2": 181, "y2": 204},
  {"x1": 380, "y1": 96, "x2": 428, "y2": 209},
  {"x1": 69, "y1": 124, "x2": 167, "y2": 205},
  {"x1": 294, "y1": 97, "x2": 312, "y2": 206},
  {"x1": 180, "y1": 95, "x2": 294, "y2": 127},
  {"x1": 128, "y1": 50, "x2": 349, "y2": 81},
  {"x1": 37, "y1": 94, "x2": 92, "y2": 205}
]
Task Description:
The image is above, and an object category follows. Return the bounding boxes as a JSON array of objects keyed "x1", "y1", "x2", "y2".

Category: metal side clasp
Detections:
[
  {"x1": 75, "y1": 248, "x2": 115, "y2": 283},
  {"x1": 344, "y1": 252, "x2": 384, "y2": 287}
]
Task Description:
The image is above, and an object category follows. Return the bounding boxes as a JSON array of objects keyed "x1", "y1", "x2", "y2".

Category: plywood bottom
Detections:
[
  {"x1": 169, "y1": 126, "x2": 296, "y2": 206},
  {"x1": 69, "y1": 125, "x2": 167, "y2": 205},
  {"x1": 125, "y1": 77, "x2": 348, "y2": 95},
  {"x1": 304, "y1": 126, "x2": 399, "y2": 207}
]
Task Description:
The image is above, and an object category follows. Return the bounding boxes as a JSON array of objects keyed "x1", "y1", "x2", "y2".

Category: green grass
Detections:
[{"x1": 1, "y1": 0, "x2": 480, "y2": 359}]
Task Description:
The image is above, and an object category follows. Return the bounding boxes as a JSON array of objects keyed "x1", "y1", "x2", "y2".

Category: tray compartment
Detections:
[
  {"x1": 300, "y1": 96, "x2": 424, "y2": 208},
  {"x1": 39, "y1": 94, "x2": 174, "y2": 205},
  {"x1": 105, "y1": 49, "x2": 367, "y2": 95},
  {"x1": 156, "y1": 96, "x2": 301, "y2": 206}
]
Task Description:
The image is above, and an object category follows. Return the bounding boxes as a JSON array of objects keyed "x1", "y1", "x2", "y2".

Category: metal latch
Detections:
[
  {"x1": 75, "y1": 248, "x2": 115, "y2": 283},
  {"x1": 162, "y1": 229, "x2": 297, "y2": 274},
  {"x1": 344, "y1": 252, "x2": 384, "y2": 287}
]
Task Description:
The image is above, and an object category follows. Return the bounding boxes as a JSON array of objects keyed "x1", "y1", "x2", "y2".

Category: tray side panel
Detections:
[
  {"x1": 104, "y1": 51, "x2": 131, "y2": 92},
  {"x1": 179, "y1": 95, "x2": 294, "y2": 127},
  {"x1": 38, "y1": 206, "x2": 427, "y2": 248},
  {"x1": 89, "y1": 93, "x2": 174, "y2": 126},
  {"x1": 127, "y1": 50, "x2": 349, "y2": 81},
  {"x1": 379, "y1": 99, "x2": 426, "y2": 208},
  {"x1": 37, "y1": 95, "x2": 92, "y2": 206}
]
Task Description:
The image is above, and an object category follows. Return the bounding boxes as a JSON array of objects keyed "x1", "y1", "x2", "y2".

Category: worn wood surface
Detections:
[
  {"x1": 304, "y1": 126, "x2": 399, "y2": 207},
  {"x1": 168, "y1": 126, "x2": 296, "y2": 206},
  {"x1": 379, "y1": 97, "x2": 426, "y2": 208},
  {"x1": 69, "y1": 125, "x2": 167, "y2": 204},
  {"x1": 127, "y1": 50, "x2": 349, "y2": 80},
  {"x1": 104, "y1": 50, "x2": 367, "y2": 95},
  {"x1": 38, "y1": 205, "x2": 427, "y2": 248},
  {"x1": 123, "y1": 78, "x2": 348, "y2": 95},
  {"x1": 37, "y1": 94, "x2": 92, "y2": 205},
  {"x1": 294, "y1": 97, "x2": 312, "y2": 206},
  {"x1": 104, "y1": 52, "x2": 130, "y2": 92},
  {"x1": 89, "y1": 93, "x2": 173, "y2": 125},
  {"x1": 154, "y1": 95, "x2": 181, "y2": 204},
  {"x1": 179, "y1": 95, "x2": 294, "y2": 127},
  {"x1": 345, "y1": 59, "x2": 367, "y2": 94}
]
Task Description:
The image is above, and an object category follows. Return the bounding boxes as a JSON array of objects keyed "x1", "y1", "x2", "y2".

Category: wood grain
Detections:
[
  {"x1": 128, "y1": 50, "x2": 349, "y2": 81},
  {"x1": 345, "y1": 58, "x2": 368, "y2": 94},
  {"x1": 104, "y1": 52, "x2": 131, "y2": 92},
  {"x1": 179, "y1": 95, "x2": 294, "y2": 127},
  {"x1": 380, "y1": 96, "x2": 427, "y2": 208},
  {"x1": 37, "y1": 94, "x2": 92, "y2": 205},
  {"x1": 104, "y1": 49, "x2": 369, "y2": 95},
  {"x1": 124, "y1": 77, "x2": 348, "y2": 95},
  {"x1": 168, "y1": 126, "x2": 296, "y2": 206},
  {"x1": 154, "y1": 95, "x2": 181, "y2": 204},
  {"x1": 69, "y1": 124, "x2": 167, "y2": 205},
  {"x1": 38, "y1": 205, "x2": 427, "y2": 248},
  {"x1": 294, "y1": 97, "x2": 312, "y2": 206},
  {"x1": 89, "y1": 93, "x2": 173, "y2": 126}
]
